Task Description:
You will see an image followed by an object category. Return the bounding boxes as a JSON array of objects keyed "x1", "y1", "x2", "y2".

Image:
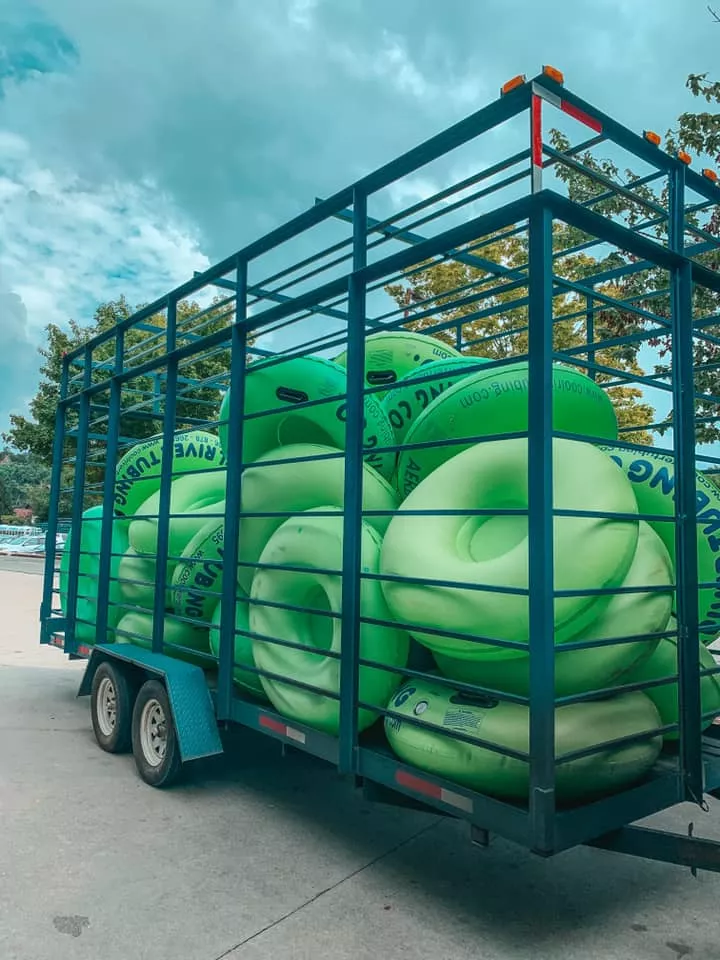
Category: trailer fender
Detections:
[{"x1": 78, "y1": 643, "x2": 223, "y2": 762}]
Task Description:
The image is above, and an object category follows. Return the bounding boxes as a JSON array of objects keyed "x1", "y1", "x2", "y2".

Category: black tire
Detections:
[
  {"x1": 90, "y1": 661, "x2": 135, "y2": 753},
  {"x1": 131, "y1": 679, "x2": 182, "y2": 788}
]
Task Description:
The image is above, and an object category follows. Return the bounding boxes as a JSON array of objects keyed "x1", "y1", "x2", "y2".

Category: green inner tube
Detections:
[
  {"x1": 250, "y1": 508, "x2": 409, "y2": 735},
  {"x1": 381, "y1": 356, "x2": 491, "y2": 444},
  {"x1": 397, "y1": 362, "x2": 618, "y2": 498},
  {"x1": 218, "y1": 355, "x2": 396, "y2": 479},
  {"x1": 381, "y1": 437, "x2": 639, "y2": 659},
  {"x1": 128, "y1": 469, "x2": 226, "y2": 560},
  {"x1": 600, "y1": 444, "x2": 720, "y2": 639},
  {"x1": 114, "y1": 429, "x2": 225, "y2": 518},
  {"x1": 117, "y1": 547, "x2": 174, "y2": 612},
  {"x1": 171, "y1": 517, "x2": 225, "y2": 625},
  {"x1": 113, "y1": 610, "x2": 211, "y2": 669},
  {"x1": 624, "y1": 625, "x2": 720, "y2": 740},
  {"x1": 433, "y1": 521, "x2": 673, "y2": 696},
  {"x1": 209, "y1": 595, "x2": 267, "y2": 699},
  {"x1": 385, "y1": 678, "x2": 663, "y2": 804},
  {"x1": 236, "y1": 443, "x2": 399, "y2": 594},
  {"x1": 334, "y1": 330, "x2": 461, "y2": 398},
  {"x1": 59, "y1": 505, "x2": 129, "y2": 644}
]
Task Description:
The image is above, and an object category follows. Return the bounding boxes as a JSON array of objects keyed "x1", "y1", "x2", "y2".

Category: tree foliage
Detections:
[
  {"x1": 386, "y1": 69, "x2": 720, "y2": 446},
  {"x1": 4, "y1": 294, "x2": 241, "y2": 478}
]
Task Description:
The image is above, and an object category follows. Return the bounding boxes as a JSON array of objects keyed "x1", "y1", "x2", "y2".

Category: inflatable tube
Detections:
[
  {"x1": 171, "y1": 517, "x2": 225, "y2": 625},
  {"x1": 600, "y1": 444, "x2": 720, "y2": 638},
  {"x1": 218, "y1": 356, "x2": 396, "y2": 479},
  {"x1": 381, "y1": 437, "x2": 639, "y2": 659},
  {"x1": 117, "y1": 547, "x2": 174, "y2": 612},
  {"x1": 381, "y1": 356, "x2": 490, "y2": 444},
  {"x1": 128, "y1": 469, "x2": 226, "y2": 559},
  {"x1": 624, "y1": 622, "x2": 720, "y2": 740},
  {"x1": 237, "y1": 443, "x2": 399, "y2": 593},
  {"x1": 209, "y1": 595, "x2": 267, "y2": 699},
  {"x1": 433, "y1": 521, "x2": 672, "y2": 696},
  {"x1": 114, "y1": 429, "x2": 225, "y2": 518},
  {"x1": 385, "y1": 679, "x2": 662, "y2": 803},
  {"x1": 334, "y1": 330, "x2": 461, "y2": 397},
  {"x1": 59, "y1": 505, "x2": 129, "y2": 644},
  {"x1": 250, "y1": 509, "x2": 409, "y2": 734},
  {"x1": 397, "y1": 362, "x2": 618, "y2": 498},
  {"x1": 113, "y1": 610, "x2": 211, "y2": 668}
]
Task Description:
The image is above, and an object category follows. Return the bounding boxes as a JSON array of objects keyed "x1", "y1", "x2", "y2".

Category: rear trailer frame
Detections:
[{"x1": 41, "y1": 70, "x2": 720, "y2": 871}]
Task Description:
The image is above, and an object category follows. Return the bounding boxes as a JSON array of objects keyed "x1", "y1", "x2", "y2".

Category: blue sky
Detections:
[{"x1": 0, "y1": 0, "x2": 717, "y2": 437}]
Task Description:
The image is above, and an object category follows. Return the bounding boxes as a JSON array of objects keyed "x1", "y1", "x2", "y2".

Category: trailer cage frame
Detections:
[{"x1": 41, "y1": 68, "x2": 720, "y2": 873}]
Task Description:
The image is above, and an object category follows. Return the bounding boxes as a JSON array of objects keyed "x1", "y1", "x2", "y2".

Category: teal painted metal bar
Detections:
[
  {"x1": 338, "y1": 187, "x2": 368, "y2": 775},
  {"x1": 151, "y1": 297, "x2": 178, "y2": 655},
  {"x1": 527, "y1": 200, "x2": 557, "y2": 854},
  {"x1": 217, "y1": 256, "x2": 249, "y2": 721}
]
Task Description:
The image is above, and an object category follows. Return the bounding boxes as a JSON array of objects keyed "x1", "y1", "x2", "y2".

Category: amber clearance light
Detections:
[
  {"x1": 542, "y1": 65, "x2": 565, "y2": 84},
  {"x1": 643, "y1": 130, "x2": 662, "y2": 146},
  {"x1": 500, "y1": 74, "x2": 526, "y2": 96}
]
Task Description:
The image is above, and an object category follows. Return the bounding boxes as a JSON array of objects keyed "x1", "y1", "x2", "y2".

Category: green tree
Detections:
[
  {"x1": 387, "y1": 68, "x2": 720, "y2": 446},
  {"x1": 4, "y1": 294, "x2": 243, "y2": 479},
  {"x1": 0, "y1": 452, "x2": 51, "y2": 507},
  {"x1": 386, "y1": 227, "x2": 655, "y2": 444},
  {"x1": 0, "y1": 474, "x2": 12, "y2": 515},
  {"x1": 546, "y1": 69, "x2": 720, "y2": 443}
]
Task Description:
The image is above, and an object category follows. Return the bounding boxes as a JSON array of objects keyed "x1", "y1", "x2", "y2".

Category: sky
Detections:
[{"x1": 0, "y1": 0, "x2": 717, "y2": 438}]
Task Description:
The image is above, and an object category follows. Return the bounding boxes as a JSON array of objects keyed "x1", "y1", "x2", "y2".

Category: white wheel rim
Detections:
[
  {"x1": 139, "y1": 699, "x2": 168, "y2": 767},
  {"x1": 96, "y1": 677, "x2": 117, "y2": 737}
]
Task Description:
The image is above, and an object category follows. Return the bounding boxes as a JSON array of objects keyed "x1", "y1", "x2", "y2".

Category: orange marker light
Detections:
[
  {"x1": 501, "y1": 74, "x2": 526, "y2": 96},
  {"x1": 643, "y1": 130, "x2": 661, "y2": 146},
  {"x1": 677, "y1": 150, "x2": 692, "y2": 165},
  {"x1": 703, "y1": 168, "x2": 719, "y2": 182},
  {"x1": 542, "y1": 65, "x2": 565, "y2": 84}
]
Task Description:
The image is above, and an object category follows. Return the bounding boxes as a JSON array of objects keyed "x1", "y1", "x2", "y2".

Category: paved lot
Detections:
[{"x1": 1, "y1": 562, "x2": 720, "y2": 960}]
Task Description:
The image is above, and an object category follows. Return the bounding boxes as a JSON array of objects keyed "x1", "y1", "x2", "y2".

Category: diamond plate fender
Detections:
[{"x1": 79, "y1": 644, "x2": 223, "y2": 762}]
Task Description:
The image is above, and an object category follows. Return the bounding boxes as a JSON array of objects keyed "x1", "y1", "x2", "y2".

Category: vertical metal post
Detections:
[
  {"x1": 586, "y1": 293, "x2": 596, "y2": 382},
  {"x1": 151, "y1": 297, "x2": 178, "y2": 654},
  {"x1": 455, "y1": 324, "x2": 463, "y2": 353},
  {"x1": 527, "y1": 198, "x2": 556, "y2": 853},
  {"x1": 218, "y1": 257, "x2": 249, "y2": 721},
  {"x1": 64, "y1": 349, "x2": 92, "y2": 650},
  {"x1": 40, "y1": 358, "x2": 69, "y2": 642},
  {"x1": 96, "y1": 328, "x2": 125, "y2": 643},
  {"x1": 669, "y1": 163, "x2": 702, "y2": 800},
  {"x1": 339, "y1": 186, "x2": 368, "y2": 775}
]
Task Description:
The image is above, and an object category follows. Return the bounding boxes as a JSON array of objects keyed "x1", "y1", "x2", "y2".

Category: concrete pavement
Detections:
[{"x1": 1, "y1": 563, "x2": 720, "y2": 960}]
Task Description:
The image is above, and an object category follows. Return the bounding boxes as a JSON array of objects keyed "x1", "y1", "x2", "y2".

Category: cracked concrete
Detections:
[{"x1": 1, "y1": 563, "x2": 720, "y2": 960}]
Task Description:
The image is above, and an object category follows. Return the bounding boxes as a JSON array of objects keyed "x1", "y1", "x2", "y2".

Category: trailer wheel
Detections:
[
  {"x1": 90, "y1": 661, "x2": 135, "y2": 754},
  {"x1": 131, "y1": 679, "x2": 182, "y2": 788}
]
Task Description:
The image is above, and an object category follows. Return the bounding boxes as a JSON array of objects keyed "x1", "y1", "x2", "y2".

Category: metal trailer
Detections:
[{"x1": 40, "y1": 67, "x2": 720, "y2": 873}]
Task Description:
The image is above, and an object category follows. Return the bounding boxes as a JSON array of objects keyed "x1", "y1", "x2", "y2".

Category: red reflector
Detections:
[
  {"x1": 259, "y1": 714, "x2": 307, "y2": 744},
  {"x1": 395, "y1": 770, "x2": 473, "y2": 812},
  {"x1": 532, "y1": 95, "x2": 543, "y2": 167},
  {"x1": 260, "y1": 715, "x2": 287, "y2": 736},
  {"x1": 560, "y1": 100, "x2": 603, "y2": 134}
]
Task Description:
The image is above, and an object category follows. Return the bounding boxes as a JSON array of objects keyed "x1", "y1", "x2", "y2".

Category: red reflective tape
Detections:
[
  {"x1": 560, "y1": 100, "x2": 602, "y2": 134},
  {"x1": 396, "y1": 770, "x2": 442, "y2": 800},
  {"x1": 260, "y1": 715, "x2": 287, "y2": 736},
  {"x1": 531, "y1": 95, "x2": 543, "y2": 166}
]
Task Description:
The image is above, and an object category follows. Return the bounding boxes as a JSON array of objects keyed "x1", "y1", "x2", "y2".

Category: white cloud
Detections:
[{"x1": 0, "y1": 132, "x2": 210, "y2": 335}]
